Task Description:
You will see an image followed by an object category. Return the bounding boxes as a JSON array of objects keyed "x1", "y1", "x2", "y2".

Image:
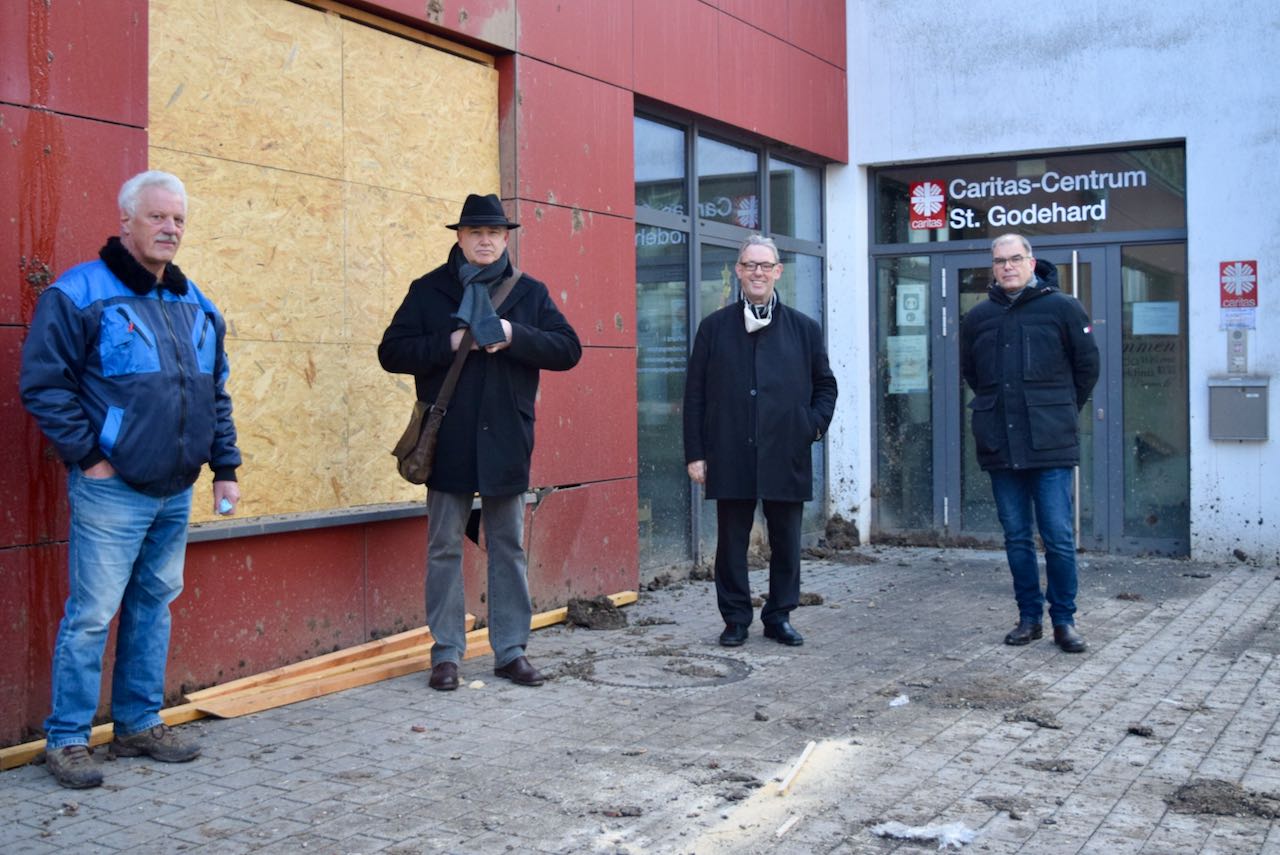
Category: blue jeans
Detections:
[
  {"x1": 44, "y1": 469, "x2": 192, "y2": 749},
  {"x1": 988, "y1": 467, "x2": 1078, "y2": 627}
]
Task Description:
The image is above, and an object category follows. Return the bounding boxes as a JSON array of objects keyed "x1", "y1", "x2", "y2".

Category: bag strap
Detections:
[{"x1": 428, "y1": 267, "x2": 523, "y2": 416}]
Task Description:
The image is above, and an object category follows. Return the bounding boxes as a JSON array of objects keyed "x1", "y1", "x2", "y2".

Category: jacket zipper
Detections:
[
  {"x1": 158, "y1": 297, "x2": 189, "y2": 463},
  {"x1": 116, "y1": 307, "x2": 154, "y2": 347}
]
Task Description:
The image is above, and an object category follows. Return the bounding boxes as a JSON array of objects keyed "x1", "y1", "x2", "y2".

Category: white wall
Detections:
[{"x1": 831, "y1": 0, "x2": 1280, "y2": 562}]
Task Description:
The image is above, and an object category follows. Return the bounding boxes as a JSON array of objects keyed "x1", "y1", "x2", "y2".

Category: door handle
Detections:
[{"x1": 1096, "y1": 407, "x2": 1105, "y2": 420}]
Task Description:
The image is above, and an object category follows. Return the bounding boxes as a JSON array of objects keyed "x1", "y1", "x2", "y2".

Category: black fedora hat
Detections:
[{"x1": 446, "y1": 193, "x2": 520, "y2": 230}]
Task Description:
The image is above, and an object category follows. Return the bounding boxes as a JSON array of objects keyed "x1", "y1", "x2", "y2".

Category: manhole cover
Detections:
[{"x1": 578, "y1": 651, "x2": 752, "y2": 689}]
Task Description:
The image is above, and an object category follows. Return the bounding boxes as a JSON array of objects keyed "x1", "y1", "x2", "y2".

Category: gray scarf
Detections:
[{"x1": 449, "y1": 244, "x2": 509, "y2": 347}]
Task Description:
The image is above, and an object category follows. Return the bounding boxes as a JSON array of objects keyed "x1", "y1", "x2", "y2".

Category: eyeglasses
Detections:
[
  {"x1": 737, "y1": 261, "x2": 778, "y2": 273},
  {"x1": 992, "y1": 254, "x2": 1029, "y2": 268}
]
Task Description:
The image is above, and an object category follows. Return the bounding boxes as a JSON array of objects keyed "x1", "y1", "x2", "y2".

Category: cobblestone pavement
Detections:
[{"x1": 6, "y1": 546, "x2": 1280, "y2": 854}]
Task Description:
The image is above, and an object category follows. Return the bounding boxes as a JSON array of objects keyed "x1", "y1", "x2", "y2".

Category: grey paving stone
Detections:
[{"x1": 9, "y1": 548, "x2": 1280, "y2": 852}]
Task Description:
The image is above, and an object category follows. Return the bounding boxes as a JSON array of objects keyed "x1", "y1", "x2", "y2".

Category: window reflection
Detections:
[
  {"x1": 1122, "y1": 244, "x2": 1189, "y2": 541},
  {"x1": 696, "y1": 135, "x2": 760, "y2": 228},
  {"x1": 769, "y1": 157, "x2": 821, "y2": 242},
  {"x1": 636, "y1": 227, "x2": 691, "y2": 567},
  {"x1": 635, "y1": 117, "x2": 686, "y2": 213}
]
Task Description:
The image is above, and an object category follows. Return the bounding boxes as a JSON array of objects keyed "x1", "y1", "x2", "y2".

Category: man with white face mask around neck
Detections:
[{"x1": 683, "y1": 235, "x2": 838, "y2": 648}]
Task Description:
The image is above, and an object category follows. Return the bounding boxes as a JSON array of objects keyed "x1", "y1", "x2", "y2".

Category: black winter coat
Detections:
[
  {"x1": 959, "y1": 260, "x2": 1100, "y2": 471},
  {"x1": 683, "y1": 299, "x2": 838, "y2": 501},
  {"x1": 378, "y1": 258, "x2": 581, "y2": 496}
]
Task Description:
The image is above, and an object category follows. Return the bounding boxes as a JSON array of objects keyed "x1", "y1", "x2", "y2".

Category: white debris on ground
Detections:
[{"x1": 870, "y1": 820, "x2": 978, "y2": 849}]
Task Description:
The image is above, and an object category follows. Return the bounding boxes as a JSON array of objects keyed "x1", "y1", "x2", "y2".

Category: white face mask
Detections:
[{"x1": 743, "y1": 293, "x2": 776, "y2": 333}]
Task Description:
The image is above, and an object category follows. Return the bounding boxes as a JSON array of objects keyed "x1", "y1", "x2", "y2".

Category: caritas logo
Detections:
[{"x1": 909, "y1": 181, "x2": 946, "y2": 230}]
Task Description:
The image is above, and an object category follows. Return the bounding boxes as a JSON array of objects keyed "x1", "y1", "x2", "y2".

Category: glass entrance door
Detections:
[
  {"x1": 948, "y1": 245, "x2": 1192, "y2": 554},
  {"x1": 947, "y1": 248, "x2": 1109, "y2": 547}
]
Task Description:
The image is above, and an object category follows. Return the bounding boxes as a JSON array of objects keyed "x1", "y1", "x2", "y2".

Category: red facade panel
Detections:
[
  {"x1": 716, "y1": 15, "x2": 847, "y2": 162},
  {"x1": 513, "y1": 202, "x2": 635, "y2": 349},
  {"x1": 506, "y1": 56, "x2": 634, "y2": 217},
  {"x1": 0, "y1": 325, "x2": 69, "y2": 550},
  {"x1": 168, "y1": 531, "x2": 369, "y2": 694},
  {"x1": 526, "y1": 478, "x2": 639, "y2": 611},
  {"x1": 364, "y1": 517, "x2": 429, "y2": 636},
  {"x1": 516, "y1": 0, "x2": 633, "y2": 89},
  {"x1": 0, "y1": 0, "x2": 147, "y2": 125},
  {"x1": 14, "y1": 542, "x2": 68, "y2": 743},
  {"x1": 354, "y1": 0, "x2": 516, "y2": 50},
  {"x1": 531, "y1": 346, "x2": 637, "y2": 489},
  {"x1": 633, "y1": 0, "x2": 721, "y2": 121},
  {"x1": 787, "y1": 0, "x2": 846, "y2": 68},
  {"x1": 717, "y1": 0, "x2": 788, "y2": 34},
  {"x1": 0, "y1": 105, "x2": 147, "y2": 327},
  {"x1": 0, "y1": 546, "x2": 35, "y2": 744}
]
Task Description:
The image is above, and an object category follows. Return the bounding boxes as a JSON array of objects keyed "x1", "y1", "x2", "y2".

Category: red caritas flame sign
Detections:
[
  {"x1": 1220, "y1": 260, "x2": 1258, "y2": 308},
  {"x1": 909, "y1": 181, "x2": 946, "y2": 230}
]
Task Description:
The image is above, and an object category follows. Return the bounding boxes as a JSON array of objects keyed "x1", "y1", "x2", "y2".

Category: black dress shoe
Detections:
[
  {"x1": 429, "y1": 661, "x2": 459, "y2": 691},
  {"x1": 1053, "y1": 624, "x2": 1087, "y2": 653},
  {"x1": 493, "y1": 655, "x2": 545, "y2": 686},
  {"x1": 1004, "y1": 620, "x2": 1044, "y2": 646},
  {"x1": 719, "y1": 623, "x2": 749, "y2": 647},
  {"x1": 763, "y1": 620, "x2": 804, "y2": 646}
]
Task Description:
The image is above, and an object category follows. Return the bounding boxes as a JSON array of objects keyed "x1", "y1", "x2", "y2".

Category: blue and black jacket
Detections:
[{"x1": 20, "y1": 237, "x2": 240, "y2": 497}]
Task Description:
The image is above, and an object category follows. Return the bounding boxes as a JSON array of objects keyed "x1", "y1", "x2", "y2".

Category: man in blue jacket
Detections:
[
  {"x1": 960, "y1": 234, "x2": 1099, "y2": 653},
  {"x1": 21, "y1": 170, "x2": 241, "y2": 788},
  {"x1": 379, "y1": 194, "x2": 581, "y2": 692},
  {"x1": 684, "y1": 235, "x2": 838, "y2": 648}
]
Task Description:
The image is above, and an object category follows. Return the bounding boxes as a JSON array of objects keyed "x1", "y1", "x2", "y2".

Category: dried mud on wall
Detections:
[{"x1": 147, "y1": 0, "x2": 499, "y2": 521}]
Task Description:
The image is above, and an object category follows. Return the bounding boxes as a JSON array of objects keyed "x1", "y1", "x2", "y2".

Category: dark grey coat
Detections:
[
  {"x1": 959, "y1": 260, "x2": 1100, "y2": 471},
  {"x1": 683, "y1": 299, "x2": 837, "y2": 502},
  {"x1": 378, "y1": 258, "x2": 581, "y2": 496}
]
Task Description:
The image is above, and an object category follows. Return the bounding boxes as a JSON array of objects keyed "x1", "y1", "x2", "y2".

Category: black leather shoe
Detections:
[
  {"x1": 763, "y1": 620, "x2": 804, "y2": 646},
  {"x1": 719, "y1": 623, "x2": 749, "y2": 647},
  {"x1": 1004, "y1": 620, "x2": 1043, "y2": 646},
  {"x1": 494, "y1": 655, "x2": 545, "y2": 686},
  {"x1": 1053, "y1": 624, "x2": 1087, "y2": 653},
  {"x1": 429, "y1": 661, "x2": 459, "y2": 691}
]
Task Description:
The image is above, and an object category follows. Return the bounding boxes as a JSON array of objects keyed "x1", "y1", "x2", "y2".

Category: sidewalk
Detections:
[{"x1": 5, "y1": 546, "x2": 1280, "y2": 854}]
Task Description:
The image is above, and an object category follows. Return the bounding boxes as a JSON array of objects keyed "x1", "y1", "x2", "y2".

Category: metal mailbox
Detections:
[{"x1": 1208, "y1": 376, "x2": 1269, "y2": 440}]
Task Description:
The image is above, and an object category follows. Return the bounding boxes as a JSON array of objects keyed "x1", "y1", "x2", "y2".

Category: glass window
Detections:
[
  {"x1": 876, "y1": 256, "x2": 934, "y2": 531},
  {"x1": 696, "y1": 135, "x2": 760, "y2": 229},
  {"x1": 635, "y1": 117, "x2": 686, "y2": 214},
  {"x1": 698, "y1": 243, "x2": 739, "y2": 320},
  {"x1": 769, "y1": 157, "x2": 821, "y2": 242},
  {"x1": 636, "y1": 113, "x2": 828, "y2": 570},
  {"x1": 636, "y1": 226, "x2": 691, "y2": 567},
  {"x1": 1121, "y1": 244, "x2": 1189, "y2": 541}
]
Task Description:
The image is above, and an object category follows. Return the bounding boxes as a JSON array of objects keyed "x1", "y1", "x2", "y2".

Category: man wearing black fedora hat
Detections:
[{"x1": 379, "y1": 193, "x2": 581, "y2": 691}]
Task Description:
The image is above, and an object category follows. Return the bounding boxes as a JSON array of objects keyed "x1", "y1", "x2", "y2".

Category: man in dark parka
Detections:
[
  {"x1": 959, "y1": 233, "x2": 1099, "y2": 653},
  {"x1": 684, "y1": 235, "x2": 838, "y2": 647},
  {"x1": 379, "y1": 194, "x2": 581, "y2": 690}
]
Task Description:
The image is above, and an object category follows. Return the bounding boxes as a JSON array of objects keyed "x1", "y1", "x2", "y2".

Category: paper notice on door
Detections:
[
  {"x1": 887, "y1": 335, "x2": 929, "y2": 393},
  {"x1": 1132, "y1": 301, "x2": 1180, "y2": 335}
]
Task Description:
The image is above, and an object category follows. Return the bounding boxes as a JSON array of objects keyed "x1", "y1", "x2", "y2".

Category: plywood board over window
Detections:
[{"x1": 148, "y1": 0, "x2": 499, "y2": 522}]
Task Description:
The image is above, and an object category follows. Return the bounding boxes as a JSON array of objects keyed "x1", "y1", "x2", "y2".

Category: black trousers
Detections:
[{"x1": 714, "y1": 499, "x2": 803, "y2": 626}]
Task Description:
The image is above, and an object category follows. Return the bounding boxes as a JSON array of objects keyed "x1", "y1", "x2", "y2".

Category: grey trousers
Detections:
[{"x1": 425, "y1": 489, "x2": 531, "y2": 669}]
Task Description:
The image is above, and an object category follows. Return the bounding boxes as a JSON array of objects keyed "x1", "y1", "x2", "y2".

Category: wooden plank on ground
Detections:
[
  {"x1": 184, "y1": 616, "x2": 473, "y2": 702},
  {"x1": 6, "y1": 593, "x2": 639, "y2": 762}
]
